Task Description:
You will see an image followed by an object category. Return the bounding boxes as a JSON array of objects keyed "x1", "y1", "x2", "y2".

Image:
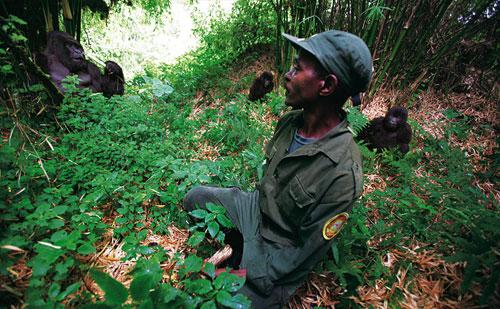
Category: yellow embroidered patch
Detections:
[{"x1": 322, "y1": 212, "x2": 349, "y2": 240}]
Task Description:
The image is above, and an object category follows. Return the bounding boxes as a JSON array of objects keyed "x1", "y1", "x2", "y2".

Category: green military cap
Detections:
[{"x1": 282, "y1": 30, "x2": 373, "y2": 96}]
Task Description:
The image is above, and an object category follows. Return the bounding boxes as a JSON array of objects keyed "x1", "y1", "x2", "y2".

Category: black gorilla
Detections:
[
  {"x1": 101, "y1": 61, "x2": 125, "y2": 98},
  {"x1": 358, "y1": 106, "x2": 412, "y2": 154},
  {"x1": 37, "y1": 31, "x2": 124, "y2": 97},
  {"x1": 248, "y1": 71, "x2": 274, "y2": 101}
]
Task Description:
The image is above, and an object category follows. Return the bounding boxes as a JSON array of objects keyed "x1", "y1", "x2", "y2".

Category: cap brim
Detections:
[{"x1": 282, "y1": 33, "x2": 318, "y2": 59}]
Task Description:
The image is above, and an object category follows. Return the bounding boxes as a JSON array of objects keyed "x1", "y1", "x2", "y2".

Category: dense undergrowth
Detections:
[{"x1": 1, "y1": 1, "x2": 499, "y2": 307}]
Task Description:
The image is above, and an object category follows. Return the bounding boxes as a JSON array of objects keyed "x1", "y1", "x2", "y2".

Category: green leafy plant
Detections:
[
  {"x1": 346, "y1": 106, "x2": 369, "y2": 136},
  {"x1": 87, "y1": 256, "x2": 251, "y2": 308},
  {"x1": 188, "y1": 203, "x2": 235, "y2": 246}
]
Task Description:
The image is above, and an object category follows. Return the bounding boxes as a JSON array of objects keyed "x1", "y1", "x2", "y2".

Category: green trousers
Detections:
[{"x1": 183, "y1": 185, "x2": 291, "y2": 308}]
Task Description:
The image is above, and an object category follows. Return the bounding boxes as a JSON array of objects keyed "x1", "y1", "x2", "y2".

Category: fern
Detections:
[{"x1": 346, "y1": 106, "x2": 369, "y2": 136}]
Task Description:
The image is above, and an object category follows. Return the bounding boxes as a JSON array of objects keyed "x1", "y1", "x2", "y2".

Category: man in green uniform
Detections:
[{"x1": 184, "y1": 30, "x2": 372, "y2": 307}]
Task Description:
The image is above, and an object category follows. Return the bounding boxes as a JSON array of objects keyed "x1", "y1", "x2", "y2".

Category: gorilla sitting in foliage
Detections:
[
  {"x1": 101, "y1": 61, "x2": 125, "y2": 98},
  {"x1": 358, "y1": 106, "x2": 412, "y2": 154},
  {"x1": 37, "y1": 31, "x2": 124, "y2": 97},
  {"x1": 248, "y1": 71, "x2": 274, "y2": 101}
]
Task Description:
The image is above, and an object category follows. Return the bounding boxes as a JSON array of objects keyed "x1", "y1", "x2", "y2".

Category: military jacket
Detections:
[{"x1": 248, "y1": 110, "x2": 363, "y2": 294}]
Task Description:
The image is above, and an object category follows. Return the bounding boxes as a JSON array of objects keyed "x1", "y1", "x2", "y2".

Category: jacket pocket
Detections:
[{"x1": 289, "y1": 175, "x2": 315, "y2": 208}]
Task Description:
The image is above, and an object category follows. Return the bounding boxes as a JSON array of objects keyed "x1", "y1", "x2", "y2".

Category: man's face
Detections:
[{"x1": 283, "y1": 50, "x2": 324, "y2": 109}]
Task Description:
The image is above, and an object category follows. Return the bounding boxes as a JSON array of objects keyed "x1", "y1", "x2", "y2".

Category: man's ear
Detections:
[{"x1": 319, "y1": 74, "x2": 338, "y2": 96}]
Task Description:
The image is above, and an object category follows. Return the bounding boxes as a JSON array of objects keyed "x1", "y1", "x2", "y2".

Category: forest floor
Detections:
[
  {"x1": 3, "y1": 51, "x2": 498, "y2": 308},
  {"x1": 87, "y1": 79, "x2": 498, "y2": 307},
  {"x1": 289, "y1": 89, "x2": 498, "y2": 308}
]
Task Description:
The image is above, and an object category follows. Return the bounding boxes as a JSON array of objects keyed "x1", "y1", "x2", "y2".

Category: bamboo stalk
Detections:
[{"x1": 62, "y1": 0, "x2": 73, "y2": 20}]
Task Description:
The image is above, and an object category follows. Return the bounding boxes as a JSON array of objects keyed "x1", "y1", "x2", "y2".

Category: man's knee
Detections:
[{"x1": 183, "y1": 186, "x2": 215, "y2": 212}]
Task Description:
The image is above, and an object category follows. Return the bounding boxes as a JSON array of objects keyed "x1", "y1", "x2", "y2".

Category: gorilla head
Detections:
[
  {"x1": 383, "y1": 106, "x2": 408, "y2": 131},
  {"x1": 45, "y1": 31, "x2": 87, "y2": 72}
]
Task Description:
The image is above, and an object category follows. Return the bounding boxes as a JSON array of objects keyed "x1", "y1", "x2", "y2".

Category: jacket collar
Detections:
[{"x1": 287, "y1": 110, "x2": 352, "y2": 163}]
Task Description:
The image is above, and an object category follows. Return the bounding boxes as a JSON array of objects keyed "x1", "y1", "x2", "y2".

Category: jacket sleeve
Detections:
[{"x1": 245, "y1": 167, "x2": 361, "y2": 294}]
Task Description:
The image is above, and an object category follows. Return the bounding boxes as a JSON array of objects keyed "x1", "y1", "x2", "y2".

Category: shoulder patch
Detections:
[{"x1": 322, "y1": 212, "x2": 349, "y2": 240}]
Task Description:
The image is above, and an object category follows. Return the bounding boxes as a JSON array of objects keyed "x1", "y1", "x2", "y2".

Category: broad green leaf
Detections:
[
  {"x1": 216, "y1": 232, "x2": 225, "y2": 244},
  {"x1": 65, "y1": 231, "x2": 81, "y2": 250},
  {"x1": 213, "y1": 272, "x2": 245, "y2": 292},
  {"x1": 77, "y1": 243, "x2": 96, "y2": 255},
  {"x1": 206, "y1": 203, "x2": 225, "y2": 214},
  {"x1": 217, "y1": 214, "x2": 234, "y2": 228},
  {"x1": 53, "y1": 205, "x2": 69, "y2": 215},
  {"x1": 137, "y1": 229, "x2": 148, "y2": 240},
  {"x1": 207, "y1": 221, "x2": 220, "y2": 238},
  {"x1": 31, "y1": 258, "x2": 51, "y2": 277},
  {"x1": 204, "y1": 213, "x2": 216, "y2": 223},
  {"x1": 216, "y1": 290, "x2": 251, "y2": 308},
  {"x1": 130, "y1": 273, "x2": 156, "y2": 301},
  {"x1": 90, "y1": 269, "x2": 128, "y2": 304},
  {"x1": 187, "y1": 231, "x2": 205, "y2": 247},
  {"x1": 190, "y1": 209, "x2": 208, "y2": 219},
  {"x1": 204, "y1": 262, "x2": 216, "y2": 279},
  {"x1": 184, "y1": 279, "x2": 213, "y2": 295},
  {"x1": 138, "y1": 298, "x2": 154, "y2": 309},
  {"x1": 116, "y1": 217, "x2": 128, "y2": 224},
  {"x1": 229, "y1": 294, "x2": 251, "y2": 309},
  {"x1": 49, "y1": 219, "x2": 65, "y2": 229},
  {"x1": 200, "y1": 300, "x2": 217, "y2": 309},
  {"x1": 48, "y1": 282, "x2": 61, "y2": 299},
  {"x1": 133, "y1": 259, "x2": 162, "y2": 281},
  {"x1": 55, "y1": 257, "x2": 74, "y2": 278},
  {"x1": 11, "y1": 33, "x2": 27, "y2": 42},
  {"x1": 158, "y1": 284, "x2": 179, "y2": 303},
  {"x1": 137, "y1": 245, "x2": 155, "y2": 255},
  {"x1": 215, "y1": 291, "x2": 232, "y2": 306},
  {"x1": 51, "y1": 230, "x2": 68, "y2": 243},
  {"x1": 183, "y1": 255, "x2": 203, "y2": 273},
  {"x1": 31, "y1": 245, "x2": 63, "y2": 276},
  {"x1": 56, "y1": 282, "x2": 81, "y2": 301},
  {"x1": 116, "y1": 207, "x2": 128, "y2": 215}
]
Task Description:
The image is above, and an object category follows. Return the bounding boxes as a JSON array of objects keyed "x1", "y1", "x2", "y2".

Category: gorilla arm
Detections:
[
  {"x1": 80, "y1": 62, "x2": 102, "y2": 92},
  {"x1": 397, "y1": 123, "x2": 412, "y2": 154},
  {"x1": 45, "y1": 54, "x2": 71, "y2": 91}
]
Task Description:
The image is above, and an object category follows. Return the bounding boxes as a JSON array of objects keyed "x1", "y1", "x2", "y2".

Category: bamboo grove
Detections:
[{"x1": 272, "y1": 0, "x2": 498, "y2": 99}]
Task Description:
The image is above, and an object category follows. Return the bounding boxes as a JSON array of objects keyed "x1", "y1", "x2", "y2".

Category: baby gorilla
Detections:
[
  {"x1": 358, "y1": 106, "x2": 412, "y2": 154},
  {"x1": 101, "y1": 61, "x2": 125, "y2": 98},
  {"x1": 248, "y1": 71, "x2": 274, "y2": 101}
]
